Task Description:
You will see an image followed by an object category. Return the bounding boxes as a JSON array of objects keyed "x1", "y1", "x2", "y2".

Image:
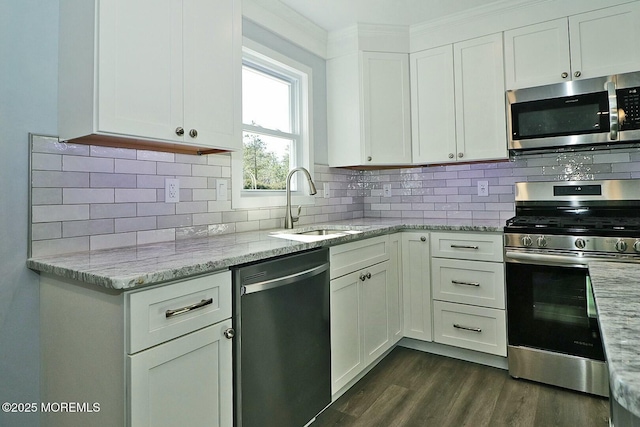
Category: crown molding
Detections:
[
  {"x1": 243, "y1": 0, "x2": 328, "y2": 58},
  {"x1": 327, "y1": 23, "x2": 409, "y2": 59}
]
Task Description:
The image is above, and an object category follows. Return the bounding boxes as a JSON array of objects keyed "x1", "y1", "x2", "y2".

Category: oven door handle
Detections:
[{"x1": 505, "y1": 250, "x2": 588, "y2": 268}]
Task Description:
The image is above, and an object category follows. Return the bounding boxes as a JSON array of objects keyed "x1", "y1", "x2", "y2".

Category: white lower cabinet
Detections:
[
  {"x1": 401, "y1": 232, "x2": 432, "y2": 341},
  {"x1": 128, "y1": 320, "x2": 232, "y2": 427},
  {"x1": 430, "y1": 232, "x2": 507, "y2": 357},
  {"x1": 329, "y1": 234, "x2": 401, "y2": 395},
  {"x1": 40, "y1": 271, "x2": 233, "y2": 427}
]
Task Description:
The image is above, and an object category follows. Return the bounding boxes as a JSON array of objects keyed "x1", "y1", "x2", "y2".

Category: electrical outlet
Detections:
[
  {"x1": 383, "y1": 184, "x2": 392, "y2": 198},
  {"x1": 165, "y1": 178, "x2": 179, "y2": 203},
  {"x1": 477, "y1": 181, "x2": 489, "y2": 197},
  {"x1": 217, "y1": 179, "x2": 228, "y2": 201},
  {"x1": 323, "y1": 182, "x2": 330, "y2": 199}
]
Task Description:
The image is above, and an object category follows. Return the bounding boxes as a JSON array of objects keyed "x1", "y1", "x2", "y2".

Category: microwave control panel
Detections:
[{"x1": 618, "y1": 87, "x2": 640, "y2": 130}]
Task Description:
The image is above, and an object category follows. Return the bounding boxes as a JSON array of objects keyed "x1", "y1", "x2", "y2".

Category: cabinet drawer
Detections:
[
  {"x1": 433, "y1": 300, "x2": 506, "y2": 356},
  {"x1": 330, "y1": 235, "x2": 390, "y2": 279},
  {"x1": 127, "y1": 271, "x2": 232, "y2": 354},
  {"x1": 430, "y1": 232, "x2": 503, "y2": 262},
  {"x1": 432, "y1": 258, "x2": 505, "y2": 309}
]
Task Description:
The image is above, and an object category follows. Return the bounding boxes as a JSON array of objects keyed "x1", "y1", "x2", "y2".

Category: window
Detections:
[{"x1": 232, "y1": 39, "x2": 314, "y2": 209}]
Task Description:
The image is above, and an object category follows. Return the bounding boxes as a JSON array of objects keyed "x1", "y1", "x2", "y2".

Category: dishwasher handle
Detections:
[{"x1": 241, "y1": 263, "x2": 329, "y2": 295}]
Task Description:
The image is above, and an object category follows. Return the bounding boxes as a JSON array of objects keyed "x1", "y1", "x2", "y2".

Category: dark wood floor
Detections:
[{"x1": 314, "y1": 347, "x2": 609, "y2": 427}]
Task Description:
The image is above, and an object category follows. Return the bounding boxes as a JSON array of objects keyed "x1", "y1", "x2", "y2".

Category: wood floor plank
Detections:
[{"x1": 314, "y1": 347, "x2": 609, "y2": 427}]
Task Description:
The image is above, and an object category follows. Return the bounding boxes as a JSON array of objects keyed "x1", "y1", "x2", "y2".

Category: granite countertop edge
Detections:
[
  {"x1": 26, "y1": 220, "x2": 502, "y2": 290},
  {"x1": 589, "y1": 261, "x2": 640, "y2": 419}
]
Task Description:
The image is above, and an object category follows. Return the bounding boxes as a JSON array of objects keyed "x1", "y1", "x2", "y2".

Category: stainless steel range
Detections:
[{"x1": 504, "y1": 179, "x2": 640, "y2": 397}]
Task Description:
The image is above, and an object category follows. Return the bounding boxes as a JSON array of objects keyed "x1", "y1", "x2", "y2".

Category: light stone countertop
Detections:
[
  {"x1": 589, "y1": 261, "x2": 640, "y2": 418},
  {"x1": 26, "y1": 218, "x2": 502, "y2": 290}
]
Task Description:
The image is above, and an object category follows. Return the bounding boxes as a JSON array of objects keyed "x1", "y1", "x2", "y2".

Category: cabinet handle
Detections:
[
  {"x1": 165, "y1": 298, "x2": 213, "y2": 318},
  {"x1": 175, "y1": 127, "x2": 185, "y2": 136},
  {"x1": 448, "y1": 153, "x2": 454, "y2": 159},
  {"x1": 366, "y1": 272, "x2": 372, "y2": 279},
  {"x1": 450, "y1": 244, "x2": 479, "y2": 250},
  {"x1": 367, "y1": 156, "x2": 372, "y2": 162},
  {"x1": 606, "y1": 80, "x2": 619, "y2": 141},
  {"x1": 359, "y1": 273, "x2": 366, "y2": 282},
  {"x1": 561, "y1": 72, "x2": 569, "y2": 79},
  {"x1": 451, "y1": 279, "x2": 480, "y2": 287},
  {"x1": 420, "y1": 236, "x2": 426, "y2": 242},
  {"x1": 453, "y1": 323, "x2": 482, "y2": 333},
  {"x1": 189, "y1": 129, "x2": 198, "y2": 138},
  {"x1": 574, "y1": 71, "x2": 582, "y2": 78},
  {"x1": 458, "y1": 152, "x2": 464, "y2": 158},
  {"x1": 223, "y1": 328, "x2": 235, "y2": 339}
]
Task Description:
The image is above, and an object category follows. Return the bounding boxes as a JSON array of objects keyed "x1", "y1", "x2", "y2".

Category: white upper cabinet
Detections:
[
  {"x1": 411, "y1": 33, "x2": 507, "y2": 164},
  {"x1": 454, "y1": 33, "x2": 507, "y2": 163},
  {"x1": 410, "y1": 46, "x2": 457, "y2": 164},
  {"x1": 505, "y1": 2, "x2": 640, "y2": 89},
  {"x1": 59, "y1": 0, "x2": 241, "y2": 153},
  {"x1": 327, "y1": 25, "x2": 412, "y2": 167}
]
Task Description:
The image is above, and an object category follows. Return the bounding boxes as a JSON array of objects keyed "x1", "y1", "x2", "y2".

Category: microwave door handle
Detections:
[{"x1": 606, "y1": 81, "x2": 619, "y2": 140}]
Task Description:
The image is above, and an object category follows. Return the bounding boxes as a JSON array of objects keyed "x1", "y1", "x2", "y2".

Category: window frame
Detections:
[{"x1": 231, "y1": 38, "x2": 314, "y2": 210}]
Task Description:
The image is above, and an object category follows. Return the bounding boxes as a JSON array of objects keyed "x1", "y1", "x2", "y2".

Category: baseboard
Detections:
[{"x1": 398, "y1": 338, "x2": 508, "y2": 370}]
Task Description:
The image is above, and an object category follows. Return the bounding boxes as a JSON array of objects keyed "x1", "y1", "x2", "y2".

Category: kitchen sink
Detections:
[
  {"x1": 295, "y1": 229, "x2": 348, "y2": 235},
  {"x1": 270, "y1": 226, "x2": 366, "y2": 242}
]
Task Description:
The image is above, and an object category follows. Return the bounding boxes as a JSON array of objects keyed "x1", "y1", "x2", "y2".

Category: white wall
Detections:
[{"x1": 0, "y1": 0, "x2": 59, "y2": 425}]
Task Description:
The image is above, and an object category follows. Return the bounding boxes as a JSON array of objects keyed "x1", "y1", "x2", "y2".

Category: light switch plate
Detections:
[
  {"x1": 217, "y1": 179, "x2": 228, "y2": 201},
  {"x1": 383, "y1": 184, "x2": 392, "y2": 198},
  {"x1": 477, "y1": 181, "x2": 489, "y2": 197}
]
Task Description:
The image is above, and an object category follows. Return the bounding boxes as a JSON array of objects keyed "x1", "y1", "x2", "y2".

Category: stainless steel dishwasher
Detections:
[{"x1": 232, "y1": 248, "x2": 331, "y2": 427}]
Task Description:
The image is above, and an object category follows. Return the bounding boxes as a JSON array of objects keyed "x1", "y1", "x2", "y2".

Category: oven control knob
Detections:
[
  {"x1": 536, "y1": 236, "x2": 547, "y2": 248},
  {"x1": 615, "y1": 239, "x2": 628, "y2": 253},
  {"x1": 634, "y1": 240, "x2": 640, "y2": 253},
  {"x1": 575, "y1": 238, "x2": 586, "y2": 249},
  {"x1": 521, "y1": 235, "x2": 533, "y2": 247}
]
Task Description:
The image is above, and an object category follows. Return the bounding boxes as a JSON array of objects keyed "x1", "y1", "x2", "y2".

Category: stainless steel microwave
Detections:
[{"x1": 507, "y1": 71, "x2": 640, "y2": 151}]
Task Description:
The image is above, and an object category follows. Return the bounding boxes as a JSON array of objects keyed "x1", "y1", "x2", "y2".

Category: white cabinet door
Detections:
[
  {"x1": 330, "y1": 257, "x2": 395, "y2": 395},
  {"x1": 569, "y1": 2, "x2": 640, "y2": 81},
  {"x1": 410, "y1": 45, "x2": 457, "y2": 164},
  {"x1": 454, "y1": 33, "x2": 507, "y2": 162},
  {"x1": 328, "y1": 52, "x2": 411, "y2": 167},
  {"x1": 128, "y1": 320, "x2": 233, "y2": 427},
  {"x1": 98, "y1": 0, "x2": 183, "y2": 142},
  {"x1": 401, "y1": 232, "x2": 432, "y2": 341},
  {"x1": 183, "y1": 0, "x2": 241, "y2": 150},
  {"x1": 330, "y1": 270, "x2": 363, "y2": 394},
  {"x1": 60, "y1": 0, "x2": 240, "y2": 152},
  {"x1": 504, "y1": 19, "x2": 571, "y2": 89},
  {"x1": 361, "y1": 52, "x2": 412, "y2": 165},
  {"x1": 361, "y1": 261, "x2": 392, "y2": 363}
]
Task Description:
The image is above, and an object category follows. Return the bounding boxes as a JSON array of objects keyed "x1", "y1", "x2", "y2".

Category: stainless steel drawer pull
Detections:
[
  {"x1": 450, "y1": 244, "x2": 479, "y2": 250},
  {"x1": 451, "y1": 280, "x2": 480, "y2": 287},
  {"x1": 165, "y1": 298, "x2": 213, "y2": 318},
  {"x1": 453, "y1": 323, "x2": 482, "y2": 333}
]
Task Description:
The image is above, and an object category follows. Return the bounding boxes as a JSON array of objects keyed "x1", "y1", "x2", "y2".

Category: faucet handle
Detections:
[{"x1": 292, "y1": 205, "x2": 302, "y2": 223}]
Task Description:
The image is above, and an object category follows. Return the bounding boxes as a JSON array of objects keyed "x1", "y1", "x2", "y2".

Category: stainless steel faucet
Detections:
[{"x1": 284, "y1": 167, "x2": 317, "y2": 229}]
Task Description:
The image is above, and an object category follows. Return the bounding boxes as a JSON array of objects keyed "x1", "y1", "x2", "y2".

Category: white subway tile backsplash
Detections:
[
  {"x1": 115, "y1": 216, "x2": 157, "y2": 233},
  {"x1": 157, "y1": 214, "x2": 192, "y2": 229},
  {"x1": 63, "y1": 155, "x2": 114, "y2": 173},
  {"x1": 31, "y1": 237, "x2": 89, "y2": 257},
  {"x1": 115, "y1": 159, "x2": 157, "y2": 175},
  {"x1": 32, "y1": 188, "x2": 62, "y2": 205},
  {"x1": 32, "y1": 222, "x2": 62, "y2": 241},
  {"x1": 157, "y1": 162, "x2": 191, "y2": 176},
  {"x1": 32, "y1": 153, "x2": 62, "y2": 171},
  {"x1": 192, "y1": 212, "x2": 223, "y2": 226},
  {"x1": 137, "y1": 228, "x2": 175, "y2": 245},
  {"x1": 137, "y1": 150, "x2": 175, "y2": 162},
  {"x1": 176, "y1": 201, "x2": 208, "y2": 215},
  {"x1": 91, "y1": 173, "x2": 137, "y2": 188},
  {"x1": 33, "y1": 205, "x2": 89, "y2": 223},
  {"x1": 136, "y1": 202, "x2": 175, "y2": 217},
  {"x1": 63, "y1": 219, "x2": 114, "y2": 238},
  {"x1": 90, "y1": 145, "x2": 137, "y2": 159},
  {"x1": 90, "y1": 203, "x2": 137, "y2": 219},
  {"x1": 90, "y1": 232, "x2": 137, "y2": 251},
  {"x1": 115, "y1": 189, "x2": 157, "y2": 203},
  {"x1": 32, "y1": 171, "x2": 90, "y2": 188},
  {"x1": 64, "y1": 188, "x2": 114, "y2": 204}
]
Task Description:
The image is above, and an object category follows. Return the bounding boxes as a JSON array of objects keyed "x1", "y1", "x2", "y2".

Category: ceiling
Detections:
[{"x1": 271, "y1": 0, "x2": 510, "y2": 32}]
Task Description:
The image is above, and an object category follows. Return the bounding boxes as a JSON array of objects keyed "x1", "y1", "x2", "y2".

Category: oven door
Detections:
[{"x1": 505, "y1": 253, "x2": 604, "y2": 361}]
